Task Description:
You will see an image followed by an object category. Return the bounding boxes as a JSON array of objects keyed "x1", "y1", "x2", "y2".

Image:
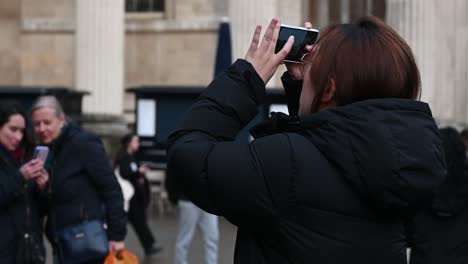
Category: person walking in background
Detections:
[
  {"x1": 114, "y1": 133, "x2": 162, "y2": 256},
  {"x1": 0, "y1": 100, "x2": 48, "y2": 264},
  {"x1": 30, "y1": 96, "x2": 127, "y2": 263},
  {"x1": 166, "y1": 16, "x2": 446, "y2": 263},
  {"x1": 166, "y1": 165, "x2": 219, "y2": 264},
  {"x1": 406, "y1": 127, "x2": 468, "y2": 263}
]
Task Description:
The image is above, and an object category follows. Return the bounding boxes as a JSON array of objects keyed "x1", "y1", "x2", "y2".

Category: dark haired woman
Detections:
[
  {"x1": 0, "y1": 100, "x2": 48, "y2": 263},
  {"x1": 114, "y1": 133, "x2": 162, "y2": 256},
  {"x1": 407, "y1": 127, "x2": 468, "y2": 264},
  {"x1": 167, "y1": 16, "x2": 446, "y2": 263}
]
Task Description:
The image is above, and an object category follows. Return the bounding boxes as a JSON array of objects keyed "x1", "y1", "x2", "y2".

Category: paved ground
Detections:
[{"x1": 45, "y1": 206, "x2": 238, "y2": 264}]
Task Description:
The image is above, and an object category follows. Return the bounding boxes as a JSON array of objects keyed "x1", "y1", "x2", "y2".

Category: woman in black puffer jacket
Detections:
[
  {"x1": 0, "y1": 100, "x2": 48, "y2": 264},
  {"x1": 167, "y1": 16, "x2": 446, "y2": 263}
]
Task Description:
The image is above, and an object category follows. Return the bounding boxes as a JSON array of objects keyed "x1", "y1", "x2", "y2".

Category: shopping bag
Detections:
[{"x1": 104, "y1": 249, "x2": 139, "y2": 264}]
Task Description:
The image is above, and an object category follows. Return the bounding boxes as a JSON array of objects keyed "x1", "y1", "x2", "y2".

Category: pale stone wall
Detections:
[
  {"x1": 174, "y1": 0, "x2": 218, "y2": 19},
  {"x1": 0, "y1": 0, "x2": 21, "y2": 85},
  {"x1": 20, "y1": 0, "x2": 74, "y2": 87},
  {"x1": 21, "y1": 0, "x2": 74, "y2": 18},
  {"x1": 20, "y1": 34, "x2": 74, "y2": 86},
  {"x1": 125, "y1": 31, "x2": 217, "y2": 86}
]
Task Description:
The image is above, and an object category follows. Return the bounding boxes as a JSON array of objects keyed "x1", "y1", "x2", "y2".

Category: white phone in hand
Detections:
[{"x1": 33, "y1": 146, "x2": 49, "y2": 163}]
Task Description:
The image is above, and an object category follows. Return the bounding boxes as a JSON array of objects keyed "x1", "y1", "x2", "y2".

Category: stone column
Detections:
[
  {"x1": 340, "y1": 0, "x2": 351, "y2": 22},
  {"x1": 317, "y1": 0, "x2": 330, "y2": 28},
  {"x1": 75, "y1": 0, "x2": 125, "y2": 115},
  {"x1": 75, "y1": 0, "x2": 128, "y2": 157},
  {"x1": 387, "y1": 0, "x2": 468, "y2": 126}
]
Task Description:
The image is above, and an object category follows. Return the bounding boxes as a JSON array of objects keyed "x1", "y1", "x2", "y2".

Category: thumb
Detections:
[{"x1": 276, "y1": 36, "x2": 294, "y2": 62}]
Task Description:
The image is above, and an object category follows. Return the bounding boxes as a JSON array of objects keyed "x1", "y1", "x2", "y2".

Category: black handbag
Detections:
[
  {"x1": 47, "y1": 152, "x2": 110, "y2": 264},
  {"x1": 56, "y1": 219, "x2": 109, "y2": 264}
]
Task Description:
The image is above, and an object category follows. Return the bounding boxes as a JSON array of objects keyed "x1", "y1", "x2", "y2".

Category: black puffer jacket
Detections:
[
  {"x1": 406, "y1": 127, "x2": 468, "y2": 264},
  {"x1": 46, "y1": 123, "x2": 126, "y2": 242},
  {"x1": 117, "y1": 153, "x2": 151, "y2": 207},
  {"x1": 0, "y1": 146, "x2": 44, "y2": 264},
  {"x1": 167, "y1": 60, "x2": 446, "y2": 263}
]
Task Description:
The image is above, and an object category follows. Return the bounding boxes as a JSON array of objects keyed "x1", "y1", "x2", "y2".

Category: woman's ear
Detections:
[{"x1": 321, "y1": 78, "x2": 336, "y2": 104}]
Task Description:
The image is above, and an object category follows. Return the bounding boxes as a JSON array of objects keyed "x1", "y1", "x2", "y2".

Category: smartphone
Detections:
[
  {"x1": 275, "y1": 24, "x2": 319, "y2": 63},
  {"x1": 33, "y1": 146, "x2": 49, "y2": 163}
]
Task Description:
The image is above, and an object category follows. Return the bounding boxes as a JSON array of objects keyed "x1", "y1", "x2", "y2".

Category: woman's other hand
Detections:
[
  {"x1": 35, "y1": 168, "x2": 49, "y2": 191},
  {"x1": 20, "y1": 159, "x2": 44, "y2": 181},
  {"x1": 138, "y1": 164, "x2": 149, "y2": 174},
  {"x1": 109, "y1": 240, "x2": 125, "y2": 253},
  {"x1": 285, "y1": 22, "x2": 314, "y2": 80},
  {"x1": 244, "y1": 18, "x2": 294, "y2": 84}
]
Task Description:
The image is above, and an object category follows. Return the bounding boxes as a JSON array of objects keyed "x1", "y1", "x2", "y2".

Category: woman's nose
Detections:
[{"x1": 14, "y1": 131, "x2": 23, "y2": 142}]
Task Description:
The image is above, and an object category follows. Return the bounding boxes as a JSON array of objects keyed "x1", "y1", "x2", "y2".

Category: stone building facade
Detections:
[{"x1": 0, "y1": 0, "x2": 466, "y2": 128}]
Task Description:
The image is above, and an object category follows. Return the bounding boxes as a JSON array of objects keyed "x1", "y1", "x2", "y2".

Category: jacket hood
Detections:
[{"x1": 252, "y1": 98, "x2": 446, "y2": 213}]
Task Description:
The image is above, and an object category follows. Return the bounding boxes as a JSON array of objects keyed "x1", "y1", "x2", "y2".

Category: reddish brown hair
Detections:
[{"x1": 307, "y1": 16, "x2": 420, "y2": 112}]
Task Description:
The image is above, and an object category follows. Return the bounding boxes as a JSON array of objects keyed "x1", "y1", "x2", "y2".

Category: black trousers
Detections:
[{"x1": 128, "y1": 197, "x2": 156, "y2": 251}]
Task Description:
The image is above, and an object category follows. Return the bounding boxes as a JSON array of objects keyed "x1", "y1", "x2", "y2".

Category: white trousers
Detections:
[{"x1": 175, "y1": 200, "x2": 219, "y2": 264}]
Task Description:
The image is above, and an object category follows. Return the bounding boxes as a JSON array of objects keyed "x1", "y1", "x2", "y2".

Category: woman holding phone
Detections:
[
  {"x1": 167, "y1": 17, "x2": 445, "y2": 263},
  {"x1": 31, "y1": 96, "x2": 127, "y2": 263},
  {"x1": 0, "y1": 100, "x2": 48, "y2": 264}
]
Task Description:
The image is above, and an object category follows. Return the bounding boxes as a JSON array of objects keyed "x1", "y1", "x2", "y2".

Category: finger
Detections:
[
  {"x1": 259, "y1": 18, "x2": 279, "y2": 50},
  {"x1": 29, "y1": 159, "x2": 40, "y2": 165},
  {"x1": 304, "y1": 22, "x2": 313, "y2": 29},
  {"x1": 30, "y1": 173, "x2": 41, "y2": 180},
  {"x1": 248, "y1": 25, "x2": 262, "y2": 54},
  {"x1": 31, "y1": 162, "x2": 44, "y2": 170},
  {"x1": 31, "y1": 163, "x2": 43, "y2": 172},
  {"x1": 40, "y1": 168, "x2": 49, "y2": 176},
  {"x1": 275, "y1": 36, "x2": 294, "y2": 62},
  {"x1": 305, "y1": 44, "x2": 314, "y2": 52},
  {"x1": 268, "y1": 18, "x2": 282, "y2": 53}
]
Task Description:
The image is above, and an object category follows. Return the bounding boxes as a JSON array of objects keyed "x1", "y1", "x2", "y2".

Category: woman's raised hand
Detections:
[
  {"x1": 35, "y1": 168, "x2": 49, "y2": 191},
  {"x1": 244, "y1": 18, "x2": 294, "y2": 84},
  {"x1": 20, "y1": 159, "x2": 44, "y2": 181}
]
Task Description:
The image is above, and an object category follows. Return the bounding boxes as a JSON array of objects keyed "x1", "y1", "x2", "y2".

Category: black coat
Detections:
[
  {"x1": 0, "y1": 146, "x2": 44, "y2": 263},
  {"x1": 167, "y1": 60, "x2": 446, "y2": 264},
  {"x1": 46, "y1": 123, "x2": 126, "y2": 242},
  {"x1": 406, "y1": 128, "x2": 468, "y2": 263},
  {"x1": 117, "y1": 153, "x2": 150, "y2": 207}
]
